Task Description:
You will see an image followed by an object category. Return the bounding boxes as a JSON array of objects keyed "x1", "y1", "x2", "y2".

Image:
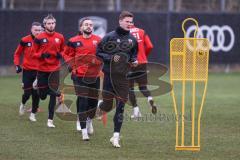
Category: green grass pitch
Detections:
[{"x1": 0, "y1": 73, "x2": 239, "y2": 160}]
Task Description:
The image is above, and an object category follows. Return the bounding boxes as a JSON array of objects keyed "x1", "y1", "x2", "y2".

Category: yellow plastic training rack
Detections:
[{"x1": 170, "y1": 18, "x2": 209, "y2": 151}]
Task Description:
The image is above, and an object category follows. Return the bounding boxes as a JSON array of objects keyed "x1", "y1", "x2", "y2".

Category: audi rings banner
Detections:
[
  {"x1": 1, "y1": 11, "x2": 240, "y2": 65},
  {"x1": 169, "y1": 13, "x2": 240, "y2": 64}
]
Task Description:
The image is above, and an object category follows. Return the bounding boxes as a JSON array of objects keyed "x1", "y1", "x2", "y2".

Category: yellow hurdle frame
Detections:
[{"x1": 170, "y1": 18, "x2": 209, "y2": 151}]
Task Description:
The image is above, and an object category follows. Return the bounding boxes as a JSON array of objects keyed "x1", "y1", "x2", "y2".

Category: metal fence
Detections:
[{"x1": 1, "y1": 0, "x2": 240, "y2": 12}]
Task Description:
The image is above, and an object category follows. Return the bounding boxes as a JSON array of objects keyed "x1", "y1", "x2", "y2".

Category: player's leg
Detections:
[
  {"x1": 46, "y1": 94, "x2": 56, "y2": 128},
  {"x1": 19, "y1": 69, "x2": 33, "y2": 115},
  {"x1": 37, "y1": 71, "x2": 49, "y2": 100},
  {"x1": 110, "y1": 74, "x2": 129, "y2": 148},
  {"x1": 74, "y1": 77, "x2": 90, "y2": 140},
  {"x1": 72, "y1": 74, "x2": 81, "y2": 131},
  {"x1": 76, "y1": 97, "x2": 81, "y2": 131},
  {"x1": 110, "y1": 99, "x2": 125, "y2": 148},
  {"x1": 96, "y1": 72, "x2": 104, "y2": 120},
  {"x1": 29, "y1": 70, "x2": 40, "y2": 121},
  {"x1": 77, "y1": 96, "x2": 88, "y2": 131},
  {"x1": 99, "y1": 73, "x2": 115, "y2": 112},
  {"x1": 129, "y1": 79, "x2": 137, "y2": 107},
  {"x1": 99, "y1": 72, "x2": 121, "y2": 147},
  {"x1": 86, "y1": 77, "x2": 100, "y2": 135},
  {"x1": 29, "y1": 89, "x2": 39, "y2": 121},
  {"x1": 47, "y1": 71, "x2": 60, "y2": 128},
  {"x1": 31, "y1": 89, "x2": 39, "y2": 114},
  {"x1": 113, "y1": 100, "x2": 125, "y2": 132},
  {"x1": 37, "y1": 71, "x2": 55, "y2": 126},
  {"x1": 138, "y1": 84, "x2": 157, "y2": 114},
  {"x1": 77, "y1": 96, "x2": 89, "y2": 140},
  {"x1": 128, "y1": 64, "x2": 147, "y2": 118},
  {"x1": 129, "y1": 79, "x2": 142, "y2": 118},
  {"x1": 136, "y1": 64, "x2": 157, "y2": 114}
]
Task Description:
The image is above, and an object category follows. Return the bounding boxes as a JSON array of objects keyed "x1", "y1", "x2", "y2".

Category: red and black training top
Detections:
[
  {"x1": 32, "y1": 31, "x2": 65, "y2": 72},
  {"x1": 63, "y1": 34, "x2": 102, "y2": 77},
  {"x1": 13, "y1": 34, "x2": 38, "y2": 70},
  {"x1": 130, "y1": 26, "x2": 154, "y2": 64}
]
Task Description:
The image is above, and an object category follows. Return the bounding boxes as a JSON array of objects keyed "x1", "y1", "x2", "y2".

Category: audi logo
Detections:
[{"x1": 186, "y1": 25, "x2": 235, "y2": 52}]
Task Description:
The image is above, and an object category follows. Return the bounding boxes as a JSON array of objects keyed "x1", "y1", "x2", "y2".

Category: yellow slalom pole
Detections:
[
  {"x1": 198, "y1": 81, "x2": 208, "y2": 146},
  {"x1": 170, "y1": 40, "x2": 179, "y2": 147},
  {"x1": 171, "y1": 82, "x2": 179, "y2": 146},
  {"x1": 181, "y1": 63, "x2": 185, "y2": 146},
  {"x1": 192, "y1": 39, "x2": 196, "y2": 146},
  {"x1": 182, "y1": 18, "x2": 199, "y2": 147}
]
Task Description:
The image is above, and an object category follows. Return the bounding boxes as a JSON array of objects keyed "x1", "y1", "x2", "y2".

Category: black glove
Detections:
[
  {"x1": 67, "y1": 65, "x2": 72, "y2": 72},
  {"x1": 56, "y1": 52, "x2": 62, "y2": 59},
  {"x1": 41, "y1": 53, "x2": 51, "y2": 59},
  {"x1": 16, "y1": 65, "x2": 22, "y2": 73}
]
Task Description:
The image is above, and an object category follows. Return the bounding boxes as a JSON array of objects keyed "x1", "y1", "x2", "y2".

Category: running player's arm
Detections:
[
  {"x1": 13, "y1": 39, "x2": 25, "y2": 66},
  {"x1": 32, "y1": 37, "x2": 42, "y2": 58},
  {"x1": 144, "y1": 33, "x2": 153, "y2": 57},
  {"x1": 62, "y1": 40, "x2": 76, "y2": 70},
  {"x1": 96, "y1": 35, "x2": 112, "y2": 62},
  {"x1": 130, "y1": 38, "x2": 138, "y2": 62},
  {"x1": 58, "y1": 35, "x2": 65, "y2": 57}
]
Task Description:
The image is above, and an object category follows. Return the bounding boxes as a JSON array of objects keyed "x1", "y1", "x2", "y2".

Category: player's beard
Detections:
[
  {"x1": 46, "y1": 27, "x2": 55, "y2": 33},
  {"x1": 83, "y1": 30, "x2": 92, "y2": 35}
]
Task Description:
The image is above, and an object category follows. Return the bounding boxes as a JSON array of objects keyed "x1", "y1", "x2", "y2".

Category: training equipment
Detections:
[{"x1": 170, "y1": 18, "x2": 209, "y2": 151}]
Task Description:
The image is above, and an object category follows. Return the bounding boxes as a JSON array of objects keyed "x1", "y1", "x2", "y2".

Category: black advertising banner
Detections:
[
  {"x1": 169, "y1": 13, "x2": 240, "y2": 64},
  {"x1": 0, "y1": 11, "x2": 240, "y2": 65}
]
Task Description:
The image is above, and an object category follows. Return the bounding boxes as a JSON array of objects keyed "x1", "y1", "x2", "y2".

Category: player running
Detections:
[
  {"x1": 32, "y1": 14, "x2": 65, "y2": 128},
  {"x1": 129, "y1": 25, "x2": 158, "y2": 118},
  {"x1": 13, "y1": 22, "x2": 42, "y2": 121},
  {"x1": 97, "y1": 11, "x2": 138, "y2": 148},
  {"x1": 63, "y1": 17, "x2": 102, "y2": 140}
]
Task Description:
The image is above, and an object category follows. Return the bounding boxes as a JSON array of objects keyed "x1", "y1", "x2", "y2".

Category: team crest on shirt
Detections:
[
  {"x1": 92, "y1": 40, "x2": 98, "y2": 46},
  {"x1": 55, "y1": 38, "x2": 60, "y2": 43},
  {"x1": 74, "y1": 41, "x2": 82, "y2": 47}
]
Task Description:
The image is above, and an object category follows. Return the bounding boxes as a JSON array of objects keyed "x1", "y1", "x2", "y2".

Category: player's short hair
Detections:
[
  {"x1": 79, "y1": 17, "x2": 92, "y2": 27},
  {"x1": 32, "y1": 22, "x2": 41, "y2": 27},
  {"x1": 43, "y1": 14, "x2": 56, "y2": 25},
  {"x1": 119, "y1": 11, "x2": 134, "y2": 20}
]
